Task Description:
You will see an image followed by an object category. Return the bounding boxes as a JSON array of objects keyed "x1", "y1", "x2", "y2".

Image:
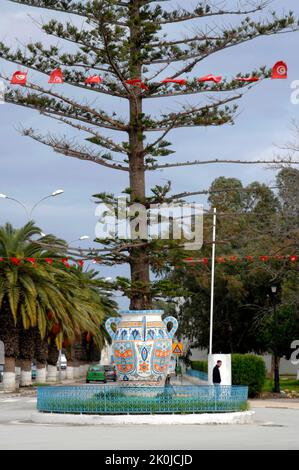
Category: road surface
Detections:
[{"x1": 0, "y1": 394, "x2": 298, "y2": 450}]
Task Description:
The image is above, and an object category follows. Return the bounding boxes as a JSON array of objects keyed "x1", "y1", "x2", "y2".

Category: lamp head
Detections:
[
  {"x1": 271, "y1": 286, "x2": 277, "y2": 294},
  {"x1": 0, "y1": 194, "x2": 7, "y2": 199},
  {"x1": 79, "y1": 235, "x2": 90, "y2": 241},
  {"x1": 52, "y1": 189, "x2": 64, "y2": 197}
]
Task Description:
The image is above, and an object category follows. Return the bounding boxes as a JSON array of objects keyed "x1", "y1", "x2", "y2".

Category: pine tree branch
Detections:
[
  {"x1": 145, "y1": 14, "x2": 298, "y2": 69},
  {"x1": 0, "y1": 42, "x2": 127, "y2": 99},
  {"x1": 158, "y1": 2, "x2": 268, "y2": 24},
  {"x1": 41, "y1": 114, "x2": 127, "y2": 155},
  {"x1": 1, "y1": 75, "x2": 127, "y2": 131},
  {"x1": 145, "y1": 93, "x2": 241, "y2": 131},
  {"x1": 8, "y1": 0, "x2": 127, "y2": 19},
  {"x1": 20, "y1": 128, "x2": 129, "y2": 171},
  {"x1": 143, "y1": 120, "x2": 177, "y2": 156},
  {"x1": 148, "y1": 158, "x2": 299, "y2": 171}
]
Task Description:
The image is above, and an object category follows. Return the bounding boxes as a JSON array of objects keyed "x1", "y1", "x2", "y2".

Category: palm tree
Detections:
[
  {"x1": 0, "y1": 222, "x2": 118, "y2": 389},
  {"x1": 0, "y1": 222, "x2": 46, "y2": 389}
]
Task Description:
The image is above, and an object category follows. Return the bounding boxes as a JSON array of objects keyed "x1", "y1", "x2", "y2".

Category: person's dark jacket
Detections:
[{"x1": 213, "y1": 365, "x2": 221, "y2": 384}]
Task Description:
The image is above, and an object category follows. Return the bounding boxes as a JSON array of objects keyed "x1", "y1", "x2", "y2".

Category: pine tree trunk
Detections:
[{"x1": 128, "y1": 0, "x2": 151, "y2": 310}]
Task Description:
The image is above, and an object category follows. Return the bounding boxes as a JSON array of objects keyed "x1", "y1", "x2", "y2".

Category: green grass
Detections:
[{"x1": 262, "y1": 377, "x2": 299, "y2": 393}]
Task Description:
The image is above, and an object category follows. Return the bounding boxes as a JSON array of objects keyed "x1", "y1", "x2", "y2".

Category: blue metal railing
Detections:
[
  {"x1": 37, "y1": 384, "x2": 248, "y2": 415},
  {"x1": 186, "y1": 368, "x2": 209, "y2": 381}
]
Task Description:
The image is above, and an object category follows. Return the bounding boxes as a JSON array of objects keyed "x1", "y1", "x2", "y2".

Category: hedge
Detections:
[
  {"x1": 191, "y1": 360, "x2": 208, "y2": 373},
  {"x1": 191, "y1": 354, "x2": 266, "y2": 397},
  {"x1": 232, "y1": 354, "x2": 266, "y2": 397}
]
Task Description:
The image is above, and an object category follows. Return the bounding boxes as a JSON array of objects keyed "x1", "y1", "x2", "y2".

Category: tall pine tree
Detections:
[{"x1": 1, "y1": 0, "x2": 298, "y2": 308}]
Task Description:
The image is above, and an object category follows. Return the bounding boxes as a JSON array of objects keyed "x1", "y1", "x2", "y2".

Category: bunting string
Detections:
[
  {"x1": 183, "y1": 254, "x2": 298, "y2": 270},
  {"x1": 9, "y1": 61, "x2": 288, "y2": 87},
  {"x1": 0, "y1": 253, "x2": 297, "y2": 268}
]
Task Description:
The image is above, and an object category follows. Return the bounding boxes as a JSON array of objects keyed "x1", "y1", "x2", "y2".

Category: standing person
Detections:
[
  {"x1": 213, "y1": 360, "x2": 222, "y2": 404},
  {"x1": 213, "y1": 360, "x2": 222, "y2": 384}
]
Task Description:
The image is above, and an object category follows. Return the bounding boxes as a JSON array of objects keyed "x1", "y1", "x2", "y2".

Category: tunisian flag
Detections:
[
  {"x1": 236, "y1": 76, "x2": 260, "y2": 82},
  {"x1": 198, "y1": 74, "x2": 222, "y2": 84},
  {"x1": 48, "y1": 68, "x2": 64, "y2": 84},
  {"x1": 85, "y1": 75, "x2": 102, "y2": 85},
  {"x1": 161, "y1": 78, "x2": 187, "y2": 85},
  {"x1": 272, "y1": 61, "x2": 287, "y2": 79},
  {"x1": 11, "y1": 71, "x2": 27, "y2": 85},
  {"x1": 125, "y1": 79, "x2": 149, "y2": 90}
]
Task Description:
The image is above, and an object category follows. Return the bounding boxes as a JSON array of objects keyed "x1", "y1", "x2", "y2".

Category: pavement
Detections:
[{"x1": 0, "y1": 392, "x2": 299, "y2": 450}]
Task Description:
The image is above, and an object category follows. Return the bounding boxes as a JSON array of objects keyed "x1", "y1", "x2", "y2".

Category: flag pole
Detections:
[{"x1": 209, "y1": 208, "x2": 217, "y2": 355}]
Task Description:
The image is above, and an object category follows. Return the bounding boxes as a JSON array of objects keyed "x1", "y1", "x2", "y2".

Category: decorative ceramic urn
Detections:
[{"x1": 105, "y1": 310, "x2": 178, "y2": 386}]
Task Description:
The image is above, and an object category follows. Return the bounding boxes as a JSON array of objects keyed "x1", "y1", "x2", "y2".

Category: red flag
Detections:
[
  {"x1": 11, "y1": 71, "x2": 27, "y2": 85},
  {"x1": 125, "y1": 79, "x2": 149, "y2": 91},
  {"x1": 217, "y1": 257, "x2": 226, "y2": 263},
  {"x1": 236, "y1": 77, "x2": 260, "y2": 82},
  {"x1": 77, "y1": 260, "x2": 84, "y2": 267},
  {"x1": 10, "y1": 257, "x2": 21, "y2": 265},
  {"x1": 271, "y1": 61, "x2": 287, "y2": 80},
  {"x1": 198, "y1": 74, "x2": 222, "y2": 84},
  {"x1": 260, "y1": 256, "x2": 269, "y2": 262},
  {"x1": 62, "y1": 258, "x2": 70, "y2": 268},
  {"x1": 290, "y1": 255, "x2": 298, "y2": 263},
  {"x1": 125, "y1": 79, "x2": 142, "y2": 85},
  {"x1": 199, "y1": 258, "x2": 209, "y2": 270},
  {"x1": 274, "y1": 255, "x2": 285, "y2": 261},
  {"x1": 85, "y1": 75, "x2": 102, "y2": 85},
  {"x1": 0, "y1": 258, "x2": 3, "y2": 262},
  {"x1": 246, "y1": 256, "x2": 254, "y2": 262},
  {"x1": 161, "y1": 78, "x2": 187, "y2": 85},
  {"x1": 26, "y1": 258, "x2": 36, "y2": 265},
  {"x1": 47, "y1": 311, "x2": 55, "y2": 320},
  {"x1": 51, "y1": 324, "x2": 61, "y2": 335},
  {"x1": 45, "y1": 258, "x2": 53, "y2": 265},
  {"x1": 229, "y1": 256, "x2": 238, "y2": 262},
  {"x1": 48, "y1": 68, "x2": 64, "y2": 84}
]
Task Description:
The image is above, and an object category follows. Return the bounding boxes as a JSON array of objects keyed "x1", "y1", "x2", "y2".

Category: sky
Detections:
[{"x1": 0, "y1": 0, "x2": 298, "y2": 306}]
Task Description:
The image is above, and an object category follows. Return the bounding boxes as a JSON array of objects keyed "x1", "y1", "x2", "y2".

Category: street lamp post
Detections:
[
  {"x1": 271, "y1": 285, "x2": 280, "y2": 394},
  {"x1": 29, "y1": 189, "x2": 64, "y2": 218},
  {"x1": 0, "y1": 193, "x2": 30, "y2": 218},
  {"x1": 0, "y1": 190, "x2": 64, "y2": 220},
  {"x1": 69, "y1": 235, "x2": 90, "y2": 244}
]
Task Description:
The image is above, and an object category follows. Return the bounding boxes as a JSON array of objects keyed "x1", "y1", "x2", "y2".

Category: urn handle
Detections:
[
  {"x1": 105, "y1": 317, "x2": 120, "y2": 340},
  {"x1": 163, "y1": 316, "x2": 178, "y2": 339}
]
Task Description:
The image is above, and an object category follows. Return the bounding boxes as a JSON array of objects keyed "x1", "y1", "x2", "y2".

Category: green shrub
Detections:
[
  {"x1": 191, "y1": 360, "x2": 208, "y2": 373},
  {"x1": 232, "y1": 354, "x2": 266, "y2": 398}
]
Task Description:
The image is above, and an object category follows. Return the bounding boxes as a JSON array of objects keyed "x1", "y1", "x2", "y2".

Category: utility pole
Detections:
[{"x1": 209, "y1": 208, "x2": 217, "y2": 355}]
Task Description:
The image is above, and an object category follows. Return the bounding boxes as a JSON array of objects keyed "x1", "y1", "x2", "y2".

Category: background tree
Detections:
[
  {"x1": 170, "y1": 169, "x2": 299, "y2": 389},
  {"x1": 1, "y1": 0, "x2": 299, "y2": 309}
]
